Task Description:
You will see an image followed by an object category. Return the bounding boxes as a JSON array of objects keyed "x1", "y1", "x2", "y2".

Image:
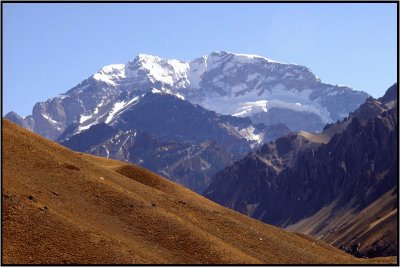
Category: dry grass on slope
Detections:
[
  {"x1": 286, "y1": 188, "x2": 397, "y2": 259},
  {"x1": 2, "y1": 119, "x2": 393, "y2": 264}
]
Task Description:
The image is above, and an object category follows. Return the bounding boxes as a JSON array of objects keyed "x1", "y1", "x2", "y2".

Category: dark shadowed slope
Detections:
[
  {"x1": 204, "y1": 84, "x2": 398, "y2": 258},
  {"x1": 2, "y1": 119, "x2": 394, "y2": 264}
]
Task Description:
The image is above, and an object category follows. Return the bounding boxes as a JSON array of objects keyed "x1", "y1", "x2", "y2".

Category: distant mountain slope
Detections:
[
  {"x1": 109, "y1": 92, "x2": 272, "y2": 154},
  {"x1": 60, "y1": 123, "x2": 119, "y2": 152},
  {"x1": 204, "y1": 83, "x2": 398, "y2": 258},
  {"x1": 61, "y1": 123, "x2": 239, "y2": 193},
  {"x1": 4, "y1": 119, "x2": 392, "y2": 264},
  {"x1": 60, "y1": 92, "x2": 290, "y2": 193},
  {"x1": 5, "y1": 51, "x2": 368, "y2": 140}
]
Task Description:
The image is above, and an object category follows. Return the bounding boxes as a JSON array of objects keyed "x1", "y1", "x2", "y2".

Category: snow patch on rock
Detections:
[
  {"x1": 238, "y1": 125, "x2": 264, "y2": 143},
  {"x1": 233, "y1": 100, "x2": 268, "y2": 117},
  {"x1": 105, "y1": 96, "x2": 140, "y2": 124}
]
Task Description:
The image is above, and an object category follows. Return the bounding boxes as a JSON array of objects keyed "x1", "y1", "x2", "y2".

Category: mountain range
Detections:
[
  {"x1": 3, "y1": 51, "x2": 397, "y2": 263},
  {"x1": 204, "y1": 83, "x2": 398, "y2": 258},
  {"x1": 5, "y1": 119, "x2": 394, "y2": 264},
  {"x1": 6, "y1": 51, "x2": 370, "y2": 192}
]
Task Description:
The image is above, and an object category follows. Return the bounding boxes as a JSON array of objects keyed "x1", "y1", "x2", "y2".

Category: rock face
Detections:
[
  {"x1": 250, "y1": 107, "x2": 326, "y2": 132},
  {"x1": 6, "y1": 51, "x2": 368, "y2": 140},
  {"x1": 60, "y1": 92, "x2": 290, "y2": 193},
  {"x1": 110, "y1": 92, "x2": 268, "y2": 154},
  {"x1": 61, "y1": 122, "x2": 240, "y2": 193},
  {"x1": 4, "y1": 111, "x2": 35, "y2": 130},
  {"x1": 64, "y1": 124, "x2": 238, "y2": 193},
  {"x1": 204, "y1": 84, "x2": 398, "y2": 257},
  {"x1": 61, "y1": 123, "x2": 118, "y2": 152}
]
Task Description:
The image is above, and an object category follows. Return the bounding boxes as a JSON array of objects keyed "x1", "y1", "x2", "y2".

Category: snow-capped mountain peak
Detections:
[
  {"x1": 93, "y1": 64, "x2": 126, "y2": 86},
  {"x1": 125, "y1": 53, "x2": 190, "y2": 88}
]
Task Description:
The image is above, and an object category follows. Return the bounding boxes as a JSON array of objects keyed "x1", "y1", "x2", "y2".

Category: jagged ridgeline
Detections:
[{"x1": 204, "y1": 83, "x2": 398, "y2": 258}]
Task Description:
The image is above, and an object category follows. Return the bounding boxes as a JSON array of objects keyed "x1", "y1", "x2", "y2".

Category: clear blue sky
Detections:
[{"x1": 3, "y1": 3, "x2": 397, "y2": 116}]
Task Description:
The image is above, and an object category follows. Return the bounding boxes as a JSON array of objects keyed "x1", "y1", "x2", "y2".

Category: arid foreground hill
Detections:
[{"x1": 2, "y1": 119, "x2": 395, "y2": 264}]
